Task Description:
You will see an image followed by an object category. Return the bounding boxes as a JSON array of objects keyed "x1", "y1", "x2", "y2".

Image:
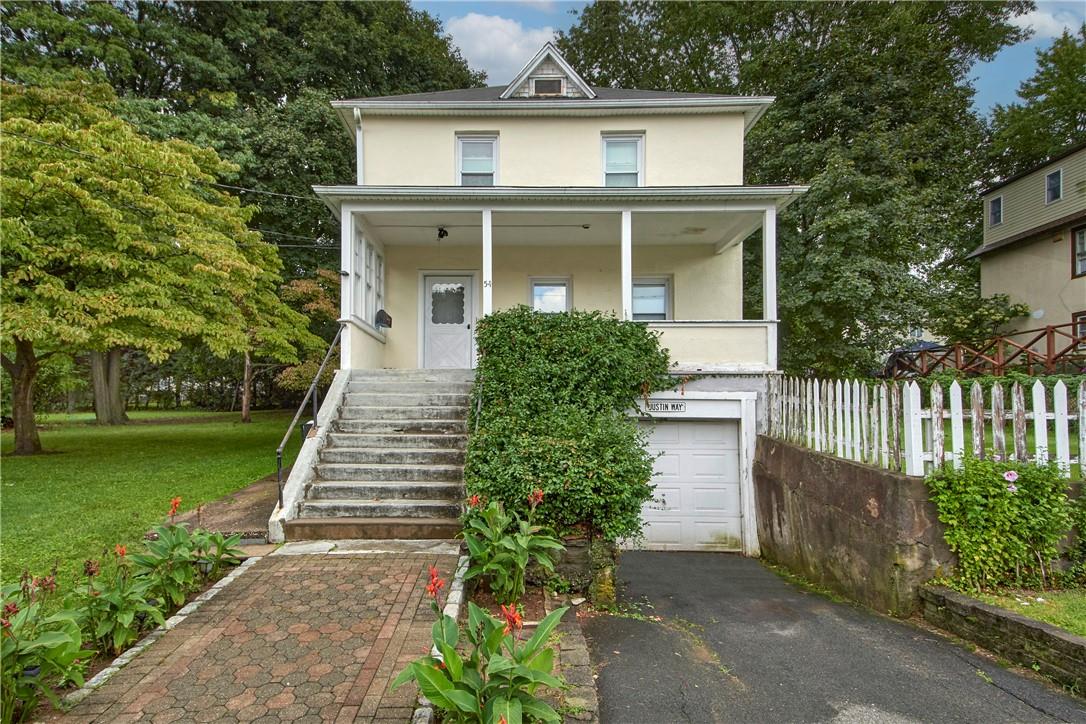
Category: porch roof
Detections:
[{"x1": 311, "y1": 184, "x2": 808, "y2": 217}]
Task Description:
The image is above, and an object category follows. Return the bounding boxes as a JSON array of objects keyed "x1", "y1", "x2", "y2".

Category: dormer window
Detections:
[{"x1": 532, "y1": 78, "x2": 564, "y2": 96}]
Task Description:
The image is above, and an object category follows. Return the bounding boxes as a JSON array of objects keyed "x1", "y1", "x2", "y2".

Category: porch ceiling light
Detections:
[{"x1": 437, "y1": 226, "x2": 449, "y2": 239}]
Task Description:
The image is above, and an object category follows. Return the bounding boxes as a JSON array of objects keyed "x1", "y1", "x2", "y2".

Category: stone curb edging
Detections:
[
  {"x1": 920, "y1": 585, "x2": 1086, "y2": 691},
  {"x1": 411, "y1": 554, "x2": 470, "y2": 724},
  {"x1": 544, "y1": 592, "x2": 600, "y2": 724},
  {"x1": 62, "y1": 556, "x2": 262, "y2": 708}
]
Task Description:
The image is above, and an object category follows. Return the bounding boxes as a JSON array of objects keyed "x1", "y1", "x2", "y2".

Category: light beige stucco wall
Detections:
[
  {"x1": 346, "y1": 324, "x2": 386, "y2": 369},
  {"x1": 380, "y1": 242, "x2": 743, "y2": 369},
  {"x1": 650, "y1": 323, "x2": 769, "y2": 369},
  {"x1": 980, "y1": 226, "x2": 1086, "y2": 330},
  {"x1": 361, "y1": 114, "x2": 745, "y2": 187}
]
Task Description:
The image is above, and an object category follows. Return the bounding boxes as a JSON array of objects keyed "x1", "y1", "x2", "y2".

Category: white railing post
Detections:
[
  {"x1": 949, "y1": 381, "x2": 964, "y2": 469},
  {"x1": 813, "y1": 379, "x2": 822, "y2": 452},
  {"x1": 930, "y1": 381, "x2": 944, "y2": 469},
  {"x1": 902, "y1": 381, "x2": 924, "y2": 475},
  {"x1": 1053, "y1": 380, "x2": 1070, "y2": 477},
  {"x1": 1032, "y1": 380, "x2": 1048, "y2": 464}
]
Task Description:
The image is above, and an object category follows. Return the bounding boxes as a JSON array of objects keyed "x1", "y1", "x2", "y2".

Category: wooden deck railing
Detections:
[{"x1": 885, "y1": 323, "x2": 1085, "y2": 379}]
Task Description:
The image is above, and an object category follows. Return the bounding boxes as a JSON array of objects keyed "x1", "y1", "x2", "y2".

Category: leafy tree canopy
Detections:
[{"x1": 989, "y1": 24, "x2": 1086, "y2": 177}]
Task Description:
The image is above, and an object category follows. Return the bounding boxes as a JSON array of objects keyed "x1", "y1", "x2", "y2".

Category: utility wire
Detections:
[{"x1": 2, "y1": 130, "x2": 326, "y2": 203}]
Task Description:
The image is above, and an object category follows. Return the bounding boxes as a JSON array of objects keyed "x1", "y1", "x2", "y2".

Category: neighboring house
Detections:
[
  {"x1": 292, "y1": 43, "x2": 807, "y2": 553},
  {"x1": 970, "y1": 142, "x2": 1086, "y2": 343}
]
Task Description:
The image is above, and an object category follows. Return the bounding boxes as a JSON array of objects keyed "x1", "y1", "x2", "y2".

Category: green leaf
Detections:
[
  {"x1": 412, "y1": 661, "x2": 455, "y2": 710},
  {"x1": 522, "y1": 607, "x2": 568, "y2": 658},
  {"x1": 438, "y1": 643, "x2": 463, "y2": 683},
  {"x1": 444, "y1": 688, "x2": 480, "y2": 716},
  {"x1": 486, "y1": 696, "x2": 523, "y2": 724},
  {"x1": 520, "y1": 697, "x2": 562, "y2": 723}
]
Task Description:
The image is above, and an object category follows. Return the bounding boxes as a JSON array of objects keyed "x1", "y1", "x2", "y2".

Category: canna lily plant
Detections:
[{"x1": 392, "y1": 566, "x2": 568, "y2": 723}]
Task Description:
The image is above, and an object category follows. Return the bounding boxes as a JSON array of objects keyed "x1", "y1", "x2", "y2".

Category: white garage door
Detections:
[{"x1": 638, "y1": 419, "x2": 742, "y2": 551}]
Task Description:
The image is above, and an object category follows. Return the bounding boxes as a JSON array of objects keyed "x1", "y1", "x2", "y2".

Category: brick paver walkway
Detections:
[{"x1": 63, "y1": 552, "x2": 458, "y2": 723}]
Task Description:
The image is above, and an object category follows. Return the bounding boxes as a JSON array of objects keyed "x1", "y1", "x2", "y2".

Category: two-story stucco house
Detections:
[
  {"x1": 271, "y1": 44, "x2": 806, "y2": 553},
  {"x1": 970, "y1": 142, "x2": 1086, "y2": 343}
]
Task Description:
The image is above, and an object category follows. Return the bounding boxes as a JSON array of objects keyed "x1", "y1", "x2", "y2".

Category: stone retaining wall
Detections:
[
  {"x1": 920, "y1": 586, "x2": 1086, "y2": 690},
  {"x1": 754, "y1": 435, "x2": 956, "y2": 615}
]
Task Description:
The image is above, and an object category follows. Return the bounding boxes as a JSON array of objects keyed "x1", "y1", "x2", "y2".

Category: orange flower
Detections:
[
  {"x1": 115, "y1": 544, "x2": 127, "y2": 558},
  {"x1": 468, "y1": 494, "x2": 482, "y2": 508},
  {"x1": 426, "y1": 565, "x2": 446, "y2": 598},
  {"x1": 169, "y1": 496, "x2": 182, "y2": 518},
  {"x1": 528, "y1": 488, "x2": 544, "y2": 509},
  {"x1": 500, "y1": 604, "x2": 522, "y2": 635}
]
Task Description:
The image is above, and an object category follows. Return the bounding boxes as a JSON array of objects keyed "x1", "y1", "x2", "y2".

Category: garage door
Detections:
[{"x1": 637, "y1": 419, "x2": 742, "y2": 551}]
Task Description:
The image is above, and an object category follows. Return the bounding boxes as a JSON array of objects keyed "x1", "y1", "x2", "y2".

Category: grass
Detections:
[
  {"x1": 34, "y1": 409, "x2": 242, "y2": 425},
  {"x1": 1, "y1": 409, "x2": 299, "y2": 587},
  {"x1": 976, "y1": 589, "x2": 1086, "y2": 637}
]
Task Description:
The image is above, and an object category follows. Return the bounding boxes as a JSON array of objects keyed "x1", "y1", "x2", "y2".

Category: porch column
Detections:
[
  {"x1": 762, "y1": 205, "x2": 778, "y2": 369},
  {"x1": 353, "y1": 110, "x2": 364, "y2": 185},
  {"x1": 482, "y1": 208, "x2": 493, "y2": 315},
  {"x1": 339, "y1": 206, "x2": 355, "y2": 369},
  {"x1": 621, "y1": 210, "x2": 632, "y2": 320}
]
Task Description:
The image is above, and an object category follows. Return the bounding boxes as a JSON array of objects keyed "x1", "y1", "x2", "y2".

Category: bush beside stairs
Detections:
[{"x1": 284, "y1": 369, "x2": 471, "y2": 540}]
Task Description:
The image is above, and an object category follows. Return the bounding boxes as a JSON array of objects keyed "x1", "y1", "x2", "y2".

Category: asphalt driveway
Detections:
[{"x1": 584, "y1": 552, "x2": 1086, "y2": 723}]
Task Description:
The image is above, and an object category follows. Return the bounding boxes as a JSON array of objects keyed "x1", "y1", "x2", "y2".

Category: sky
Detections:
[{"x1": 412, "y1": 0, "x2": 1085, "y2": 116}]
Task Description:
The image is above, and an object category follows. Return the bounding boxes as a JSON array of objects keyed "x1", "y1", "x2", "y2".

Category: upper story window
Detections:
[
  {"x1": 603, "y1": 134, "x2": 643, "y2": 187},
  {"x1": 458, "y1": 135, "x2": 497, "y2": 186},
  {"x1": 531, "y1": 278, "x2": 571, "y2": 313},
  {"x1": 632, "y1": 278, "x2": 670, "y2": 321},
  {"x1": 532, "y1": 77, "x2": 564, "y2": 96},
  {"x1": 988, "y1": 196, "x2": 1003, "y2": 227},
  {"x1": 1074, "y1": 226, "x2": 1086, "y2": 278},
  {"x1": 1046, "y1": 169, "x2": 1063, "y2": 204}
]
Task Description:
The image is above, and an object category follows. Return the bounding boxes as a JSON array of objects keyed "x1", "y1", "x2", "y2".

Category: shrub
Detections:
[
  {"x1": 466, "y1": 306, "x2": 673, "y2": 541},
  {"x1": 926, "y1": 457, "x2": 1071, "y2": 590},
  {"x1": 67, "y1": 552, "x2": 163, "y2": 656}
]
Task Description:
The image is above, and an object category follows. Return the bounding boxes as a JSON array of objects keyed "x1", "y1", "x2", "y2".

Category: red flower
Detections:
[
  {"x1": 528, "y1": 488, "x2": 544, "y2": 509},
  {"x1": 468, "y1": 494, "x2": 482, "y2": 508},
  {"x1": 38, "y1": 575, "x2": 57, "y2": 593},
  {"x1": 499, "y1": 717, "x2": 507, "y2": 724},
  {"x1": 3, "y1": 602, "x2": 18, "y2": 617},
  {"x1": 169, "y1": 496, "x2": 182, "y2": 518},
  {"x1": 83, "y1": 559, "x2": 100, "y2": 578},
  {"x1": 115, "y1": 544, "x2": 127, "y2": 558},
  {"x1": 0, "y1": 619, "x2": 9, "y2": 630},
  {"x1": 426, "y1": 565, "x2": 446, "y2": 598},
  {"x1": 500, "y1": 604, "x2": 522, "y2": 635}
]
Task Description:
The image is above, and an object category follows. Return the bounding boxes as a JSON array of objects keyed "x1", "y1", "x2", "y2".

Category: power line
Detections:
[{"x1": 2, "y1": 130, "x2": 327, "y2": 203}]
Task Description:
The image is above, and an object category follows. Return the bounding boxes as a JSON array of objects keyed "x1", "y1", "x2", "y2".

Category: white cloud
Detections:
[
  {"x1": 1009, "y1": 6, "x2": 1084, "y2": 39},
  {"x1": 445, "y1": 13, "x2": 556, "y2": 84}
]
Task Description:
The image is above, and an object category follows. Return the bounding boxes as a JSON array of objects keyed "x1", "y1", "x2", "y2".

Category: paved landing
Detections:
[
  {"x1": 586, "y1": 552, "x2": 1086, "y2": 724},
  {"x1": 63, "y1": 550, "x2": 458, "y2": 723}
]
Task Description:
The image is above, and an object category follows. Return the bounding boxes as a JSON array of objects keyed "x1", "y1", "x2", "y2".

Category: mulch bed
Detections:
[{"x1": 469, "y1": 584, "x2": 548, "y2": 624}]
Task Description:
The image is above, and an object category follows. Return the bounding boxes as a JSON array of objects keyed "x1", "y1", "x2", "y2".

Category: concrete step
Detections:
[
  {"x1": 344, "y1": 392, "x2": 470, "y2": 407},
  {"x1": 326, "y1": 432, "x2": 467, "y2": 450},
  {"x1": 315, "y1": 462, "x2": 463, "y2": 482},
  {"x1": 284, "y1": 516, "x2": 462, "y2": 541},
  {"x1": 347, "y1": 381, "x2": 474, "y2": 395},
  {"x1": 306, "y1": 480, "x2": 462, "y2": 501},
  {"x1": 339, "y1": 405, "x2": 466, "y2": 421},
  {"x1": 319, "y1": 447, "x2": 465, "y2": 465},
  {"x1": 350, "y1": 369, "x2": 474, "y2": 382},
  {"x1": 334, "y1": 419, "x2": 467, "y2": 435},
  {"x1": 299, "y1": 499, "x2": 461, "y2": 519}
]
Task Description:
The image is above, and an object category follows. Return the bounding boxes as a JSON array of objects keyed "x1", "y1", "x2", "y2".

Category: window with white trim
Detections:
[
  {"x1": 988, "y1": 196, "x2": 1003, "y2": 227},
  {"x1": 1046, "y1": 170, "x2": 1063, "y2": 203},
  {"x1": 632, "y1": 277, "x2": 670, "y2": 321},
  {"x1": 603, "y1": 135, "x2": 643, "y2": 187},
  {"x1": 532, "y1": 77, "x2": 564, "y2": 96},
  {"x1": 530, "y1": 278, "x2": 571, "y2": 313},
  {"x1": 458, "y1": 136, "x2": 497, "y2": 186}
]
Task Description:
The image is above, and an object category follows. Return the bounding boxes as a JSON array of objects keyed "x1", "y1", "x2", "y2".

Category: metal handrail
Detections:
[{"x1": 276, "y1": 324, "x2": 344, "y2": 509}]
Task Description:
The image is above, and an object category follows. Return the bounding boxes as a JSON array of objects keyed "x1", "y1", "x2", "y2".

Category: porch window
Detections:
[
  {"x1": 360, "y1": 240, "x2": 385, "y2": 327},
  {"x1": 1075, "y1": 311, "x2": 1086, "y2": 350},
  {"x1": 458, "y1": 136, "x2": 497, "y2": 186},
  {"x1": 1074, "y1": 226, "x2": 1086, "y2": 278},
  {"x1": 632, "y1": 278, "x2": 670, "y2": 321},
  {"x1": 530, "y1": 278, "x2": 571, "y2": 313},
  {"x1": 603, "y1": 135, "x2": 643, "y2": 187},
  {"x1": 988, "y1": 196, "x2": 1002, "y2": 227},
  {"x1": 1046, "y1": 169, "x2": 1062, "y2": 204}
]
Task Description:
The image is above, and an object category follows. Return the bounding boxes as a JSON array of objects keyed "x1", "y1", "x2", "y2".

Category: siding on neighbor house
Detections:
[
  {"x1": 506, "y1": 58, "x2": 588, "y2": 98},
  {"x1": 360, "y1": 114, "x2": 745, "y2": 187},
  {"x1": 376, "y1": 242, "x2": 744, "y2": 369},
  {"x1": 980, "y1": 226, "x2": 1086, "y2": 329},
  {"x1": 982, "y1": 148, "x2": 1086, "y2": 247}
]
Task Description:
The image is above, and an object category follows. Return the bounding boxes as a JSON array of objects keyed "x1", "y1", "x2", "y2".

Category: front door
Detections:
[{"x1": 423, "y1": 275, "x2": 474, "y2": 368}]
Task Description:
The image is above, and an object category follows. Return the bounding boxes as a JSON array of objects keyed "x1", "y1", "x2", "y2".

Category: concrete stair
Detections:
[{"x1": 284, "y1": 369, "x2": 472, "y2": 541}]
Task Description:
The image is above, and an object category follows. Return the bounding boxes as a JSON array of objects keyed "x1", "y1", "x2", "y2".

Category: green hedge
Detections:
[{"x1": 465, "y1": 307, "x2": 674, "y2": 541}]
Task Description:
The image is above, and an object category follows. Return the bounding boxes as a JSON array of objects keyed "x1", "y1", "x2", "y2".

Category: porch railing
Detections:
[
  {"x1": 884, "y1": 322, "x2": 1085, "y2": 379},
  {"x1": 275, "y1": 324, "x2": 343, "y2": 508}
]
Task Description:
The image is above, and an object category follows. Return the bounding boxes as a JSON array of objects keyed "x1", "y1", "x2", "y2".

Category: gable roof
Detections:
[
  {"x1": 981, "y1": 141, "x2": 1086, "y2": 197},
  {"x1": 499, "y1": 42, "x2": 596, "y2": 99}
]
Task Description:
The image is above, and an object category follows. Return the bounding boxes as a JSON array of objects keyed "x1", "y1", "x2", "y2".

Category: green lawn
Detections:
[
  {"x1": 976, "y1": 589, "x2": 1086, "y2": 638},
  {"x1": 35, "y1": 409, "x2": 242, "y2": 425},
  {"x1": 1, "y1": 410, "x2": 299, "y2": 587}
]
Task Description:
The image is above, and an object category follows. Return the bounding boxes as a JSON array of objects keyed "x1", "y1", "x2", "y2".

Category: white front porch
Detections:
[{"x1": 318, "y1": 187, "x2": 803, "y2": 374}]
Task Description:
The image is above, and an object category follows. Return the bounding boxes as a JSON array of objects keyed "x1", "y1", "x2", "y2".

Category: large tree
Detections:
[
  {"x1": 989, "y1": 24, "x2": 1086, "y2": 177},
  {"x1": 0, "y1": 75, "x2": 285, "y2": 450},
  {"x1": 559, "y1": 1, "x2": 1030, "y2": 374}
]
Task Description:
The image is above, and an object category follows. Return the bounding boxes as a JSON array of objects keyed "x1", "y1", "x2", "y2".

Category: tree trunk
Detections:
[
  {"x1": 240, "y1": 351, "x2": 253, "y2": 423},
  {"x1": 90, "y1": 349, "x2": 128, "y2": 424},
  {"x1": 2, "y1": 338, "x2": 42, "y2": 455}
]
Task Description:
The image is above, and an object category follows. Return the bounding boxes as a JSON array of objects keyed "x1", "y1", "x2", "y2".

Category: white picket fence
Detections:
[{"x1": 767, "y1": 377, "x2": 1086, "y2": 478}]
